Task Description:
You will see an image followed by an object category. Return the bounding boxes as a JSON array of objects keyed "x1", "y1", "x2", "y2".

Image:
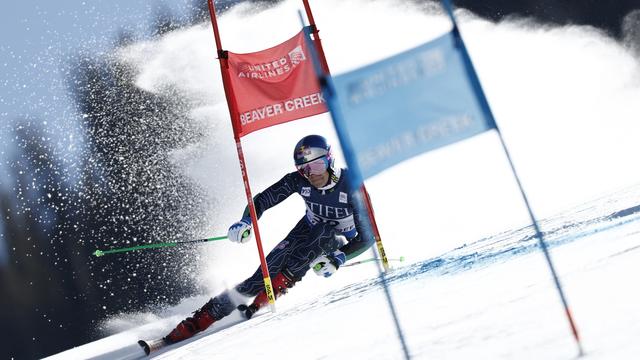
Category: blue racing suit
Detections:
[{"x1": 206, "y1": 167, "x2": 373, "y2": 319}]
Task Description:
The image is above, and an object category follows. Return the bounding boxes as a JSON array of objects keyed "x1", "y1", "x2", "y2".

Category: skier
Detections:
[{"x1": 163, "y1": 134, "x2": 373, "y2": 344}]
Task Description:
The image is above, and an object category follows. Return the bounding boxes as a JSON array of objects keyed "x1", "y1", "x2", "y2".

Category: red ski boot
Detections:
[
  {"x1": 237, "y1": 270, "x2": 299, "y2": 319},
  {"x1": 164, "y1": 300, "x2": 217, "y2": 344}
]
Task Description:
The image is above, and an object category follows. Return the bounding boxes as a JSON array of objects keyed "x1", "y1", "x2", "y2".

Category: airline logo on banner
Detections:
[
  {"x1": 227, "y1": 30, "x2": 327, "y2": 137},
  {"x1": 329, "y1": 31, "x2": 497, "y2": 180}
]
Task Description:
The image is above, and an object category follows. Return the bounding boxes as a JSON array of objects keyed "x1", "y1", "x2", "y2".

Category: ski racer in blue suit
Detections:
[{"x1": 164, "y1": 135, "x2": 374, "y2": 344}]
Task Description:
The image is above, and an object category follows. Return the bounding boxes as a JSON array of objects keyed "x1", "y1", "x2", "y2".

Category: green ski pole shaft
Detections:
[
  {"x1": 343, "y1": 256, "x2": 405, "y2": 268},
  {"x1": 93, "y1": 235, "x2": 228, "y2": 257}
]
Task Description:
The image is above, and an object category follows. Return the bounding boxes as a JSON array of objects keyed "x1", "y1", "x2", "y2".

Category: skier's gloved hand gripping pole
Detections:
[
  {"x1": 311, "y1": 250, "x2": 346, "y2": 277},
  {"x1": 228, "y1": 217, "x2": 253, "y2": 243}
]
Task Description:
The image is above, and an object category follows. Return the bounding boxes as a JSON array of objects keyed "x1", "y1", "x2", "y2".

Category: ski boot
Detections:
[
  {"x1": 237, "y1": 269, "x2": 299, "y2": 319},
  {"x1": 164, "y1": 299, "x2": 218, "y2": 344}
]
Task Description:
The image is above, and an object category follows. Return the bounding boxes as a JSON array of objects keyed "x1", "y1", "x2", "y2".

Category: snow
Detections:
[
  {"x1": 47, "y1": 188, "x2": 640, "y2": 359},
  {"x1": 46, "y1": 0, "x2": 640, "y2": 359}
]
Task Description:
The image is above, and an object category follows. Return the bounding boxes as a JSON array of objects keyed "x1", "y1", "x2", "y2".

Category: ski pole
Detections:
[
  {"x1": 344, "y1": 256, "x2": 405, "y2": 268},
  {"x1": 92, "y1": 235, "x2": 228, "y2": 257}
]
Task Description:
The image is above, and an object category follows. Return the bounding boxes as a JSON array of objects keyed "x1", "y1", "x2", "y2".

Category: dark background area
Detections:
[
  {"x1": 452, "y1": 0, "x2": 639, "y2": 39},
  {"x1": 1, "y1": 0, "x2": 638, "y2": 359}
]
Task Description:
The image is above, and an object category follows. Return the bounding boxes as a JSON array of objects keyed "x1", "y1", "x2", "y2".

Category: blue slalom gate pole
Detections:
[
  {"x1": 440, "y1": 0, "x2": 584, "y2": 355},
  {"x1": 298, "y1": 10, "x2": 412, "y2": 360}
]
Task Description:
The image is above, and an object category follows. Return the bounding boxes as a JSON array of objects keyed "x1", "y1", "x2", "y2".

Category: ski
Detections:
[
  {"x1": 138, "y1": 305, "x2": 258, "y2": 356},
  {"x1": 138, "y1": 338, "x2": 168, "y2": 356}
]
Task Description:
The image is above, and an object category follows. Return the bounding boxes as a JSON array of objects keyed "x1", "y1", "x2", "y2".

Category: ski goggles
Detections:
[{"x1": 296, "y1": 156, "x2": 328, "y2": 177}]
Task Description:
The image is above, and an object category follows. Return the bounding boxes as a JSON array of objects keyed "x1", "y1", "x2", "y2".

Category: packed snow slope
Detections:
[
  {"x1": 49, "y1": 184, "x2": 640, "y2": 359},
  {"x1": 48, "y1": 0, "x2": 640, "y2": 358}
]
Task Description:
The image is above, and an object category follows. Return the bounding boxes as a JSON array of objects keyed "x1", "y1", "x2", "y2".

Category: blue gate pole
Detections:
[{"x1": 440, "y1": 0, "x2": 584, "y2": 355}]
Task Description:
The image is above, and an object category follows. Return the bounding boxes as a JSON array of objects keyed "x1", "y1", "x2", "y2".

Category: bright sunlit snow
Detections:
[{"x1": 46, "y1": 0, "x2": 640, "y2": 358}]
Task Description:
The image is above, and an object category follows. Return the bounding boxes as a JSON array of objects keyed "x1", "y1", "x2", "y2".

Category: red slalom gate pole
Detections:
[
  {"x1": 302, "y1": 0, "x2": 330, "y2": 73},
  {"x1": 206, "y1": 0, "x2": 276, "y2": 311}
]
